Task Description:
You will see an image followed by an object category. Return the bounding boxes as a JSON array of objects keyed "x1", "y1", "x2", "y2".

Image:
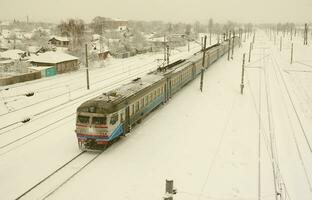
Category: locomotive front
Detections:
[{"x1": 75, "y1": 98, "x2": 124, "y2": 150}]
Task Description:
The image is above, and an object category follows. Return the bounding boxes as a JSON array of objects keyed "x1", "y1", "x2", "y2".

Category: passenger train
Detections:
[{"x1": 75, "y1": 37, "x2": 238, "y2": 150}]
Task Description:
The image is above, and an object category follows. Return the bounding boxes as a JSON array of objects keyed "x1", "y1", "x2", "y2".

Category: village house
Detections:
[
  {"x1": 29, "y1": 51, "x2": 78, "y2": 74},
  {"x1": 48, "y1": 36, "x2": 69, "y2": 48},
  {"x1": 90, "y1": 40, "x2": 110, "y2": 60}
]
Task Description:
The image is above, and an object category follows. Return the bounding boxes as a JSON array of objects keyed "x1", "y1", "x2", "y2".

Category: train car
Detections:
[{"x1": 75, "y1": 37, "x2": 239, "y2": 150}]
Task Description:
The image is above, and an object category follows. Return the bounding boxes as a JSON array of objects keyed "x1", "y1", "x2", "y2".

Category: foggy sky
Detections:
[{"x1": 0, "y1": 0, "x2": 311, "y2": 23}]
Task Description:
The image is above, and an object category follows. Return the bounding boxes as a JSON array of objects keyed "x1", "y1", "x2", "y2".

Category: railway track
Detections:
[{"x1": 15, "y1": 151, "x2": 103, "y2": 200}]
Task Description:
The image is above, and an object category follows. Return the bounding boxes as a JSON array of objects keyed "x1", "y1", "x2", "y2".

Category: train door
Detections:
[{"x1": 124, "y1": 106, "x2": 130, "y2": 133}]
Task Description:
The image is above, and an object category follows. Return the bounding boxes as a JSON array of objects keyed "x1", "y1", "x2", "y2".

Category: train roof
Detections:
[{"x1": 77, "y1": 73, "x2": 164, "y2": 113}]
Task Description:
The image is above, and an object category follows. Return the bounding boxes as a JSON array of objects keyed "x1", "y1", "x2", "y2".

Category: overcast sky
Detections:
[{"x1": 0, "y1": 0, "x2": 311, "y2": 24}]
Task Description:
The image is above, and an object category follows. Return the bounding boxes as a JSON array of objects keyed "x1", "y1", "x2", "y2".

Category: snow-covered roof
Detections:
[
  {"x1": 27, "y1": 46, "x2": 42, "y2": 53},
  {"x1": 29, "y1": 51, "x2": 78, "y2": 64},
  {"x1": 0, "y1": 59, "x2": 14, "y2": 65},
  {"x1": 0, "y1": 49, "x2": 25, "y2": 60},
  {"x1": 49, "y1": 36, "x2": 69, "y2": 42}
]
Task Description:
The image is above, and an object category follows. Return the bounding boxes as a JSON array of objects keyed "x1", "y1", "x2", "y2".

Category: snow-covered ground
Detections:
[{"x1": 0, "y1": 33, "x2": 312, "y2": 200}]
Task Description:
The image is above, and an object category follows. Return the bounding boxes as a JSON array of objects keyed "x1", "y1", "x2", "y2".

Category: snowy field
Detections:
[{"x1": 0, "y1": 32, "x2": 312, "y2": 200}]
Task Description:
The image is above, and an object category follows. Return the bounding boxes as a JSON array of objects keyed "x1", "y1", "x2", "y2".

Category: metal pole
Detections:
[
  {"x1": 248, "y1": 42, "x2": 252, "y2": 63},
  {"x1": 166, "y1": 45, "x2": 170, "y2": 65},
  {"x1": 240, "y1": 54, "x2": 245, "y2": 94},
  {"x1": 164, "y1": 35, "x2": 166, "y2": 66},
  {"x1": 231, "y1": 32, "x2": 235, "y2": 59},
  {"x1": 227, "y1": 31, "x2": 231, "y2": 61},
  {"x1": 85, "y1": 44, "x2": 90, "y2": 90},
  {"x1": 200, "y1": 36, "x2": 207, "y2": 92}
]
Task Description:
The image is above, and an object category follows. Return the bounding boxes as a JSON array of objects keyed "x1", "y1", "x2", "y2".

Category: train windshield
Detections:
[
  {"x1": 92, "y1": 116, "x2": 107, "y2": 125},
  {"x1": 77, "y1": 115, "x2": 90, "y2": 124}
]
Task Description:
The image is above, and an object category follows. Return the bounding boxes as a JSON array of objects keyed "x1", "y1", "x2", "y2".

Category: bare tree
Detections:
[{"x1": 58, "y1": 18, "x2": 85, "y2": 50}]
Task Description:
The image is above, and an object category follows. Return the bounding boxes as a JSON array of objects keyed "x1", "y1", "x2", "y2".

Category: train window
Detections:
[
  {"x1": 131, "y1": 104, "x2": 134, "y2": 115},
  {"x1": 77, "y1": 115, "x2": 89, "y2": 124},
  {"x1": 154, "y1": 91, "x2": 156, "y2": 98},
  {"x1": 110, "y1": 113, "x2": 118, "y2": 125},
  {"x1": 145, "y1": 96, "x2": 148, "y2": 105},
  {"x1": 141, "y1": 98, "x2": 144, "y2": 108},
  {"x1": 92, "y1": 116, "x2": 106, "y2": 125}
]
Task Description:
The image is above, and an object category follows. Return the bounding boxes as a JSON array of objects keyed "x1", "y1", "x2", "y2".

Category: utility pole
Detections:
[
  {"x1": 187, "y1": 39, "x2": 190, "y2": 52},
  {"x1": 248, "y1": 42, "x2": 252, "y2": 63},
  {"x1": 304, "y1": 23, "x2": 308, "y2": 45},
  {"x1": 200, "y1": 36, "x2": 207, "y2": 92},
  {"x1": 85, "y1": 44, "x2": 90, "y2": 90},
  {"x1": 164, "y1": 35, "x2": 166, "y2": 67},
  {"x1": 166, "y1": 45, "x2": 170, "y2": 65},
  {"x1": 227, "y1": 31, "x2": 231, "y2": 61},
  {"x1": 253, "y1": 32, "x2": 255, "y2": 44},
  {"x1": 291, "y1": 43, "x2": 294, "y2": 64},
  {"x1": 231, "y1": 31, "x2": 235, "y2": 59},
  {"x1": 240, "y1": 54, "x2": 246, "y2": 94}
]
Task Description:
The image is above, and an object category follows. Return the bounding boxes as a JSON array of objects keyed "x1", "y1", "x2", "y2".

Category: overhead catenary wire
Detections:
[
  {"x1": 273, "y1": 50, "x2": 312, "y2": 154},
  {"x1": 270, "y1": 54, "x2": 312, "y2": 192}
]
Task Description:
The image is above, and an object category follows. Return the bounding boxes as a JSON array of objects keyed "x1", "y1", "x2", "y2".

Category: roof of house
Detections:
[
  {"x1": 0, "y1": 49, "x2": 25, "y2": 60},
  {"x1": 49, "y1": 36, "x2": 69, "y2": 42},
  {"x1": 27, "y1": 46, "x2": 42, "y2": 53},
  {"x1": 29, "y1": 51, "x2": 78, "y2": 64}
]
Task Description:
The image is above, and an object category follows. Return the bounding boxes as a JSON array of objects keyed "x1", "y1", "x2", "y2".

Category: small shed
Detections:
[
  {"x1": 29, "y1": 52, "x2": 78, "y2": 74},
  {"x1": 28, "y1": 66, "x2": 57, "y2": 77}
]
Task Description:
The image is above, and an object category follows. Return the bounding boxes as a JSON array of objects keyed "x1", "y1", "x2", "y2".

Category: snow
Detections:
[
  {"x1": 50, "y1": 36, "x2": 69, "y2": 42},
  {"x1": 29, "y1": 51, "x2": 78, "y2": 64},
  {"x1": 0, "y1": 32, "x2": 312, "y2": 200},
  {"x1": 0, "y1": 49, "x2": 25, "y2": 60}
]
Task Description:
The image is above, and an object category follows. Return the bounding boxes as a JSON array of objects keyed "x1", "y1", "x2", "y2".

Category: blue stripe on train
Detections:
[
  {"x1": 107, "y1": 123, "x2": 124, "y2": 141},
  {"x1": 141, "y1": 95, "x2": 165, "y2": 115}
]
